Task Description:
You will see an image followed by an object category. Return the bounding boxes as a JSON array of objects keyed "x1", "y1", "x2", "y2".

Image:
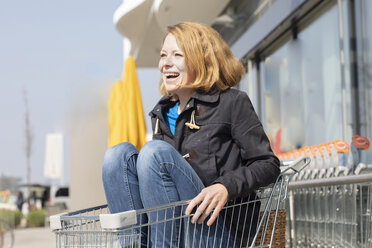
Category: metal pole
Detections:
[{"x1": 289, "y1": 173, "x2": 372, "y2": 189}]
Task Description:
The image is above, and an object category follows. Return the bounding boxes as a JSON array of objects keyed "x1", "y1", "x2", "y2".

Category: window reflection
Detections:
[
  {"x1": 357, "y1": 0, "x2": 372, "y2": 163},
  {"x1": 262, "y1": 4, "x2": 342, "y2": 152}
]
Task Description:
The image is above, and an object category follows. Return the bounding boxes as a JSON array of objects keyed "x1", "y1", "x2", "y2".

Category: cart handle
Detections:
[
  {"x1": 50, "y1": 212, "x2": 68, "y2": 230},
  {"x1": 281, "y1": 156, "x2": 311, "y2": 177},
  {"x1": 100, "y1": 210, "x2": 138, "y2": 229}
]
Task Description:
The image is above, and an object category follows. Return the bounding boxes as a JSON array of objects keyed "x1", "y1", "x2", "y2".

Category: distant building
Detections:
[
  {"x1": 0, "y1": 173, "x2": 21, "y2": 194},
  {"x1": 44, "y1": 133, "x2": 64, "y2": 182}
]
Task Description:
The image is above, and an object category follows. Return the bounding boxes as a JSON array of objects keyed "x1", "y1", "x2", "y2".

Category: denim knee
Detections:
[
  {"x1": 136, "y1": 140, "x2": 174, "y2": 172},
  {"x1": 138, "y1": 140, "x2": 174, "y2": 161},
  {"x1": 102, "y1": 142, "x2": 138, "y2": 176},
  {"x1": 141, "y1": 140, "x2": 173, "y2": 154}
]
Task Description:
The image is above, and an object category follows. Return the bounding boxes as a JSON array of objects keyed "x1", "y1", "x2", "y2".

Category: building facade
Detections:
[{"x1": 215, "y1": 0, "x2": 371, "y2": 163}]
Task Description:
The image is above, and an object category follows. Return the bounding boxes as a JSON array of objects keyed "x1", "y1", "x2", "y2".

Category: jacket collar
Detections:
[
  {"x1": 191, "y1": 89, "x2": 220, "y2": 103},
  {"x1": 149, "y1": 95, "x2": 173, "y2": 117},
  {"x1": 149, "y1": 89, "x2": 221, "y2": 117}
]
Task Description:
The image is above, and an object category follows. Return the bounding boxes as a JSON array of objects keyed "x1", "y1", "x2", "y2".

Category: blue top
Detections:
[{"x1": 164, "y1": 101, "x2": 179, "y2": 135}]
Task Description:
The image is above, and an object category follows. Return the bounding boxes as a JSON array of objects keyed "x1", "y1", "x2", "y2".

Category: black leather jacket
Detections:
[{"x1": 149, "y1": 88, "x2": 280, "y2": 200}]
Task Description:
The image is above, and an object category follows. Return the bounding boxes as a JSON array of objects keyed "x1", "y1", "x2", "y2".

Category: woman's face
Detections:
[{"x1": 159, "y1": 34, "x2": 194, "y2": 94}]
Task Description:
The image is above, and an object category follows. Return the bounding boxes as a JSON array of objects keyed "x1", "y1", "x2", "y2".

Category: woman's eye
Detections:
[
  {"x1": 160, "y1": 53, "x2": 166, "y2": 58},
  {"x1": 175, "y1": 53, "x2": 183, "y2": 57}
]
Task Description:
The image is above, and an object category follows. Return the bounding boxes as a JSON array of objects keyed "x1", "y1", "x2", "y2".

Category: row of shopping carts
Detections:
[
  {"x1": 282, "y1": 135, "x2": 372, "y2": 247},
  {"x1": 277, "y1": 135, "x2": 370, "y2": 175},
  {"x1": 287, "y1": 171, "x2": 372, "y2": 247},
  {"x1": 50, "y1": 157, "x2": 311, "y2": 248}
]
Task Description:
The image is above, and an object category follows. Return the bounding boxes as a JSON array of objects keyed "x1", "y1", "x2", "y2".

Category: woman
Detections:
[{"x1": 102, "y1": 22, "x2": 280, "y2": 247}]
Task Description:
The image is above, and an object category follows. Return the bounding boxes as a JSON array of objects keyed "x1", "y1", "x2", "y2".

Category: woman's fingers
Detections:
[
  {"x1": 186, "y1": 183, "x2": 228, "y2": 225},
  {"x1": 185, "y1": 193, "x2": 203, "y2": 215},
  {"x1": 206, "y1": 201, "x2": 224, "y2": 226},
  {"x1": 193, "y1": 197, "x2": 210, "y2": 223},
  {"x1": 197, "y1": 199, "x2": 218, "y2": 224}
]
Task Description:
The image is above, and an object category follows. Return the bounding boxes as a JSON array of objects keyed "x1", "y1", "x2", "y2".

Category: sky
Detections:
[{"x1": 0, "y1": 1, "x2": 160, "y2": 186}]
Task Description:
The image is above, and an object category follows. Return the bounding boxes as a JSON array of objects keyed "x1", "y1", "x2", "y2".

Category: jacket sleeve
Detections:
[{"x1": 213, "y1": 91, "x2": 280, "y2": 200}]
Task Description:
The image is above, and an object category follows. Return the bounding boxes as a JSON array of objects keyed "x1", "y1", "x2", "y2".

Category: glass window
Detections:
[
  {"x1": 238, "y1": 62, "x2": 260, "y2": 113},
  {"x1": 261, "y1": 4, "x2": 342, "y2": 152},
  {"x1": 356, "y1": 0, "x2": 372, "y2": 163}
]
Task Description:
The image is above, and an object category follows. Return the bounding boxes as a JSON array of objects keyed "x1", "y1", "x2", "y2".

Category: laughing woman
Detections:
[{"x1": 102, "y1": 22, "x2": 280, "y2": 247}]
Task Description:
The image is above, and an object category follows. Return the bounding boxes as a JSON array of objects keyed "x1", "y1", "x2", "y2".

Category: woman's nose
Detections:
[{"x1": 163, "y1": 55, "x2": 173, "y2": 67}]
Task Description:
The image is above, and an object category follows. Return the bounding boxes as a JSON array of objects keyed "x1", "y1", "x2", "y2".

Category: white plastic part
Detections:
[
  {"x1": 50, "y1": 213, "x2": 67, "y2": 230},
  {"x1": 100, "y1": 210, "x2": 137, "y2": 229}
]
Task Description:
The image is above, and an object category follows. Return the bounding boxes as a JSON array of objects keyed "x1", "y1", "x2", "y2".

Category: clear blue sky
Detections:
[{"x1": 0, "y1": 1, "x2": 160, "y2": 185}]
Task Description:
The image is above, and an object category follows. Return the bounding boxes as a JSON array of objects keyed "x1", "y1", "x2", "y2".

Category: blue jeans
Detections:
[{"x1": 102, "y1": 140, "x2": 236, "y2": 248}]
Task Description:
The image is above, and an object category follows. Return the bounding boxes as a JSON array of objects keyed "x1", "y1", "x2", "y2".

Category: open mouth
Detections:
[{"x1": 164, "y1": 72, "x2": 180, "y2": 79}]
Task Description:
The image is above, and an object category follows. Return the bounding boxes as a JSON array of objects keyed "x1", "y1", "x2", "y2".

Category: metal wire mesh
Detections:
[
  {"x1": 288, "y1": 176, "x2": 372, "y2": 248},
  {"x1": 52, "y1": 179, "x2": 288, "y2": 248},
  {"x1": 52, "y1": 158, "x2": 310, "y2": 248}
]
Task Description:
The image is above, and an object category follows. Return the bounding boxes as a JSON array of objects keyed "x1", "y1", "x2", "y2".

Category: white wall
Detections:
[{"x1": 68, "y1": 86, "x2": 108, "y2": 210}]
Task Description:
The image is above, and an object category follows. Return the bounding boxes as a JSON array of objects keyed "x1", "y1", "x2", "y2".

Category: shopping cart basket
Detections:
[{"x1": 51, "y1": 157, "x2": 310, "y2": 248}]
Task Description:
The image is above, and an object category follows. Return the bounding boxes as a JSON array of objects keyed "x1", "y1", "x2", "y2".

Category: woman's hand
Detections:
[{"x1": 185, "y1": 183, "x2": 228, "y2": 226}]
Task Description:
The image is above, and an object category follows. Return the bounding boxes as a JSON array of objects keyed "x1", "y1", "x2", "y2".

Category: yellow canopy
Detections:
[{"x1": 108, "y1": 56, "x2": 146, "y2": 150}]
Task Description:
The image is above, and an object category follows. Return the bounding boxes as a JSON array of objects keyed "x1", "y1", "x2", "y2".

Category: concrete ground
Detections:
[{"x1": 14, "y1": 227, "x2": 55, "y2": 248}]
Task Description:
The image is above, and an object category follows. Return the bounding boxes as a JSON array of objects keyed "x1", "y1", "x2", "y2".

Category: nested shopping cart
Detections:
[{"x1": 50, "y1": 157, "x2": 310, "y2": 248}]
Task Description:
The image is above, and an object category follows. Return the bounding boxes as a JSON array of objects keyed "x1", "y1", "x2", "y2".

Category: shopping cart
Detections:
[{"x1": 50, "y1": 157, "x2": 310, "y2": 248}]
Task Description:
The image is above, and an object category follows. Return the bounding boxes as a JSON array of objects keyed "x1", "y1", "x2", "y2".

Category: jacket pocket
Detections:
[{"x1": 203, "y1": 155, "x2": 219, "y2": 186}]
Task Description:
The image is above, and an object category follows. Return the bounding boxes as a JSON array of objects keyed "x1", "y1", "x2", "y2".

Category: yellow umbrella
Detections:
[{"x1": 108, "y1": 56, "x2": 146, "y2": 150}]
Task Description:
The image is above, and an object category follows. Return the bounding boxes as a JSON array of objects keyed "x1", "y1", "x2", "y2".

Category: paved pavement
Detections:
[{"x1": 14, "y1": 227, "x2": 55, "y2": 248}]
